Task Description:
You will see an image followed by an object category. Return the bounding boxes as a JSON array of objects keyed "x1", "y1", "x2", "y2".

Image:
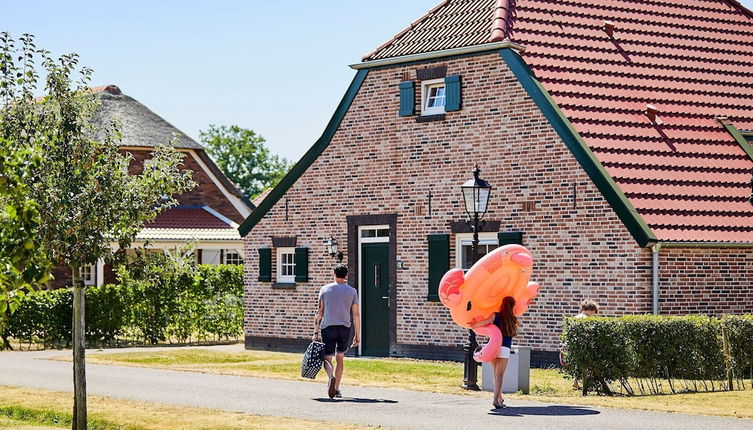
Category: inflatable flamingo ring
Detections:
[{"x1": 438, "y1": 244, "x2": 540, "y2": 362}]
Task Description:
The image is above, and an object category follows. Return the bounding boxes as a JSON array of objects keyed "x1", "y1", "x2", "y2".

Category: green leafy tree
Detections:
[
  {"x1": 0, "y1": 33, "x2": 195, "y2": 429},
  {"x1": 0, "y1": 33, "x2": 53, "y2": 349},
  {"x1": 0, "y1": 138, "x2": 52, "y2": 349},
  {"x1": 200, "y1": 124, "x2": 291, "y2": 199}
]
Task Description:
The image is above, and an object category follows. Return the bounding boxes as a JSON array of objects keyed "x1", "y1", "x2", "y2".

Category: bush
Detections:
[
  {"x1": 723, "y1": 315, "x2": 753, "y2": 386},
  {"x1": 1, "y1": 264, "x2": 244, "y2": 348},
  {"x1": 561, "y1": 315, "x2": 748, "y2": 395},
  {"x1": 198, "y1": 264, "x2": 243, "y2": 297}
]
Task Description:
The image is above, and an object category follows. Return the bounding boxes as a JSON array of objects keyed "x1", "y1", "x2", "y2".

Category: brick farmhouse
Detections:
[
  {"x1": 240, "y1": 0, "x2": 753, "y2": 362},
  {"x1": 51, "y1": 85, "x2": 253, "y2": 288}
]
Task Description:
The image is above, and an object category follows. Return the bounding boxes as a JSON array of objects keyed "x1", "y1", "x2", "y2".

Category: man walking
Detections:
[{"x1": 313, "y1": 264, "x2": 361, "y2": 399}]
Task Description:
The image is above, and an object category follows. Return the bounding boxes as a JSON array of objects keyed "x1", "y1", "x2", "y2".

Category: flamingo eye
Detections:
[{"x1": 466, "y1": 301, "x2": 472, "y2": 311}]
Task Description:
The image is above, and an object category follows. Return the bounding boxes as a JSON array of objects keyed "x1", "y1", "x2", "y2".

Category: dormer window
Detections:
[{"x1": 421, "y1": 79, "x2": 446, "y2": 115}]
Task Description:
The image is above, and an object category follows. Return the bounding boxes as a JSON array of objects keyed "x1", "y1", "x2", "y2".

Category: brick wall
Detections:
[
  {"x1": 659, "y1": 248, "x2": 753, "y2": 315},
  {"x1": 125, "y1": 148, "x2": 244, "y2": 223},
  {"x1": 243, "y1": 51, "x2": 753, "y2": 355}
]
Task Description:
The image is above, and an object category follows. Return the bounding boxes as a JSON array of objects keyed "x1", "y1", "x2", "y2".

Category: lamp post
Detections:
[
  {"x1": 460, "y1": 165, "x2": 492, "y2": 391},
  {"x1": 325, "y1": 237, "x2": 344, "y2": 262}
]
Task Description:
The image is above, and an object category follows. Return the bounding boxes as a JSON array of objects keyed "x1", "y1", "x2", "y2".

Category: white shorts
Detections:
[{"x1": 497, "y1": 346, "x2": 511, "y2": 359}]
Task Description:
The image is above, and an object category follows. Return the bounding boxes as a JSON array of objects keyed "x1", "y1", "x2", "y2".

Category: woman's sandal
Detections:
[{"x1": 492, "y1": 401, "x2": 505, "y2": 409}]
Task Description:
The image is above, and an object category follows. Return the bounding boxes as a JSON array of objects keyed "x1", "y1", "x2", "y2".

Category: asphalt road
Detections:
[{"x1": 1, "y1": 345, "x2": 751, "y2": 430}]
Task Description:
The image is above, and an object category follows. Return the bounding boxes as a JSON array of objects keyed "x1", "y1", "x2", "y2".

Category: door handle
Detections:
[{"x1": 381, "y1": 296, "x2": 388, "y2": 299}]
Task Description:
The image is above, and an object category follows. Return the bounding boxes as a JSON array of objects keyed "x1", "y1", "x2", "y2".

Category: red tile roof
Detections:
[
  {"x1": 146, "y1": 207, "x2": 235, "y2": 230},
  {"x1": 364, "y1": 0, "x2": 753, "y2": 243}
]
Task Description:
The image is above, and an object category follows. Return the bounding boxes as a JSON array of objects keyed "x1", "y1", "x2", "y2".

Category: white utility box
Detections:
[{"x1": 481, "y1": 346, "x2": 531, "y2": 394}]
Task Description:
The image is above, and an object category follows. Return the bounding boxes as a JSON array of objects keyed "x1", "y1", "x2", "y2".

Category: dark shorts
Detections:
[{"x1": 321, "y1": 325, "x2": 350, "y2": 356}]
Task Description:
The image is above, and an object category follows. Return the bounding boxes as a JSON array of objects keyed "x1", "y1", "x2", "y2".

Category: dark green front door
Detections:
[{"x1": 360, "y1": 242, "x2": 389, "y2": 356}]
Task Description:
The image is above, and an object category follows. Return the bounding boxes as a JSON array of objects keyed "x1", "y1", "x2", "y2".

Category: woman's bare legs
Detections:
[
  {"x1": 490, "y1": 358, "x2": 498, "y2": 405},
  {"x1": 494, "y1": 357, "x2": 509, "y2": 406}
]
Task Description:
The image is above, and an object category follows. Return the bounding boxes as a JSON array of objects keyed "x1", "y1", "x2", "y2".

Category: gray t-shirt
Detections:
[{"x1": 319, "y1": 282, "x2": 358, "y2": 328}]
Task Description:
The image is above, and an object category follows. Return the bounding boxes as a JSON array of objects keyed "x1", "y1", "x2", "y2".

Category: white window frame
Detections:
[
  {"x1": 421, "y1": 78, "x2": 446, "y2": 116},
  {"x1": 359, "y1": 225, "x2": 390, "y2": 243},
  {"x1": 80, "y1": 264, "x2": 96, "y2": 286},
  {"x1": 455, "y1": 232, "x2": 499, "y2": 271},
  {"x1": 276, "y1": 247, "x2": 296, "y2": 283},
  {"x1": 223, "y1": 249, "x2": 244, "y2": 265}
]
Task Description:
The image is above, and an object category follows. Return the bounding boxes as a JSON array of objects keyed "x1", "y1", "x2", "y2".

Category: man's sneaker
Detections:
[
  {"x1": 328, "y1": 376, "x2": 337, "y2": 399},
  {"x1": 334, "y1": 390, "x2": 342, "y2": 398}
]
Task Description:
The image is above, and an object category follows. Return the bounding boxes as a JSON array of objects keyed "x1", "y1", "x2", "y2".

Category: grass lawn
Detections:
[
  {"x1": 78, "y1": 348, "x2": 753, "y2": 420},
  {"x1": 0, "y1": 385, "x2": 370, "y2": 430}
]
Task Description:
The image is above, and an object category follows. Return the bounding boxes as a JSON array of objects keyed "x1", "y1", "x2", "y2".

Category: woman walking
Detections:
[{"x1": 471, "y1": 296, "x2": 521, "y2": 409}]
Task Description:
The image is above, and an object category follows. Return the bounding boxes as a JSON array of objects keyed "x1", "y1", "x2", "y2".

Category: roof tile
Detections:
[
  {"x1": 363, "y1": 0, "x2": 753, "y2": 243},
  {"x1": 146, "y1": 207, "x2": 235, "y2": 230}
]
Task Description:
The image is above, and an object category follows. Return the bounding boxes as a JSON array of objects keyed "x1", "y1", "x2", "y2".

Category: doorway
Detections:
[{"x1": 358, "y1": 226, "x2": 390, "y2": 356}]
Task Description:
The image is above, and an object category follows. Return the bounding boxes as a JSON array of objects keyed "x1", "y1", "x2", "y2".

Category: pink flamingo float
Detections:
[{"x1": 438, "y1": 244, "x2": 540, "y2": 362}]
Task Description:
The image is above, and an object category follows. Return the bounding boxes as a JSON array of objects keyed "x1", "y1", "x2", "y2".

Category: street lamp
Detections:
[
  {"x1": 325, "y1": 237, "x2": 344, "y2": 262},
  {"x1": 460, "y1": 165, "x2": 492, "y2": 391}
]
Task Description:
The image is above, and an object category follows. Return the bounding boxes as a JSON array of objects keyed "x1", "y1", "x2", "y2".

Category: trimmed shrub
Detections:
[
  {"x1": 1, "y1": 264, "x2": 244, "y2": 348},
  {"x1": 561, "y1": 315, "x2": 747, "y2": 395},
  {"x1": 198, "y1": 264, "x2": 243, "y2": 297},
  {"x1": 723, "y1": 315, "x2": 753, "y2": 387}
]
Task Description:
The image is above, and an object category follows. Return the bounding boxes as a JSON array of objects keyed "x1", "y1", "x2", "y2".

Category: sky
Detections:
[
  {"x1": 3, "y1": 1, "x2": 437, "y2": 162},
  {"x1": 4, "y1": 0, "x2": 753, "y2": 163}
]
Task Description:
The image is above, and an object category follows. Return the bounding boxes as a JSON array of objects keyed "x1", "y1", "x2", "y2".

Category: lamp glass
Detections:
[
  {"x1": 461, "y1": 180, "x2": 491, "y2": 216},
  {"x1": 325, "y1": 237, "x2": 338, "y2": 257}
]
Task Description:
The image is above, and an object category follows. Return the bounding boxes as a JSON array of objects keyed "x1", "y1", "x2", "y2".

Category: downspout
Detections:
[{"x1": 651, "y1": 243, "x2": 662, "y2": 315}]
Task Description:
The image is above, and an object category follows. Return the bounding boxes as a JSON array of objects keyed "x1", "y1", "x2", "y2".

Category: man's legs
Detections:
[
  {"x1": 323, "y1": 355, "x2": 334, "y2": 378},
  {"x1": 324, "y1": 354, "x2": 337, "y2": 398},
  {"x1": 334, "y1": 352, "x2": 345, "y2": 390}
]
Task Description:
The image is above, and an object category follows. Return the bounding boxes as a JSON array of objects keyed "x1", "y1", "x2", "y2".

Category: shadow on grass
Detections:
[
  {"x1": 489, "y1": 405, "x2": 600, "y2": 417},
  {"x1": 313, "y1": 397, "x2": 398, "y2": 404}
]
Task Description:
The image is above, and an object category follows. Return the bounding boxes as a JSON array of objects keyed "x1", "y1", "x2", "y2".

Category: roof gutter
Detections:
[
  {"x1": 350, "y1": 41, "x2": 525, "y2": 70},
  {"x1": 651, "y1": 243, "x2": 661, "y2": 315},
  {"x1": 649, "y1": 241, "x2": 753, "y2": 249}
]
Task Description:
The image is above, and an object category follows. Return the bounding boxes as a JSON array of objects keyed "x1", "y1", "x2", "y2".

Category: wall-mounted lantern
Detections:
[{"x1": 325, "y1": 237, "x2": 344, "y2": 262}]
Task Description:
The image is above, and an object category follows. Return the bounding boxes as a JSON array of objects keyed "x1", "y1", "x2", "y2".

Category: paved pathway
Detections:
[{"x1": 0, "y1": 345, "x2": 750, "y2": 430}]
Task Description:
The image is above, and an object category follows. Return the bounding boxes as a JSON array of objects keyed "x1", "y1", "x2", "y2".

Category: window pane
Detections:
[
  {"x1": 461, "y1": 243, "x2": 498, "y2": 270},
  {"x1": 427, "y1": 85, "x2": 446, "y2": 108},
  {"x1": 377, "y1": 228, "x2": 389, "y2": 237},
  {"x1": 361, "y1": 229, "x2": 376, "y2": 238},
  {"x1": 462, "y1": 245, "x2": 473, "y2": 270},
  {"x1": 224, "y1": 250, "x2": 243, "y2": 265}
]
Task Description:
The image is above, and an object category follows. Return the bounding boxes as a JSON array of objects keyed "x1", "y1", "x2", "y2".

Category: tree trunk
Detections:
[
  {"x1": 722, "y1": 325, "x2": 733, "y2": 391},
  {"x1": 71, "y1": 266, "x2": 87, "y2": 430}
]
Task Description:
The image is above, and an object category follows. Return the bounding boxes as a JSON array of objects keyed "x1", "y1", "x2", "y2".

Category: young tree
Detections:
[
  {"x1": 0, "y1": 33, "x2": 52, "y2": 349},
  {"x1": 199, "y1": 124, "x2": 291, "y2": 199},
  {"x1": 0, "y1": 137, "x2": 52, "y2": 348},
  {"x1": 0, "y1": 33, "x2": 195, "y2": 429}
]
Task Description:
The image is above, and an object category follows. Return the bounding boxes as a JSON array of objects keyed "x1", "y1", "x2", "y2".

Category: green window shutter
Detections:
[
  {"x1": 427, "y1": 234, "x2": 450, "y2": 302},
  {"x1": 294, "y1": 247, "x2": 309, "y2": 283},
  {"x1": 258, "y1": 248, "x2": 272, "y2": 282},
  {"x1": 399, "y1": 81, "x2": 415, "y2": 116},
  {"x1": 498, "y1": 231, "x2": 523, "y2": 246},
  {"x1": 444, "y1": 75, "x2": 461, "y2": 111}
]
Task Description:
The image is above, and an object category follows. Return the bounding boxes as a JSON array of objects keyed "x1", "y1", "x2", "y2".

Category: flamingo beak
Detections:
[{"x1": 511, "y1": 252, "x2": 533, "y2": 267}]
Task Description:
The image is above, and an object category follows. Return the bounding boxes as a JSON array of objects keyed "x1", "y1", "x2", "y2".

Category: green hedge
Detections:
[
  {"x1": 3, "y1": 264, "x2": 244, "y2": 348},
  {"x1": 561, "y1": 315, "x2": 753, "y2": 395}
]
